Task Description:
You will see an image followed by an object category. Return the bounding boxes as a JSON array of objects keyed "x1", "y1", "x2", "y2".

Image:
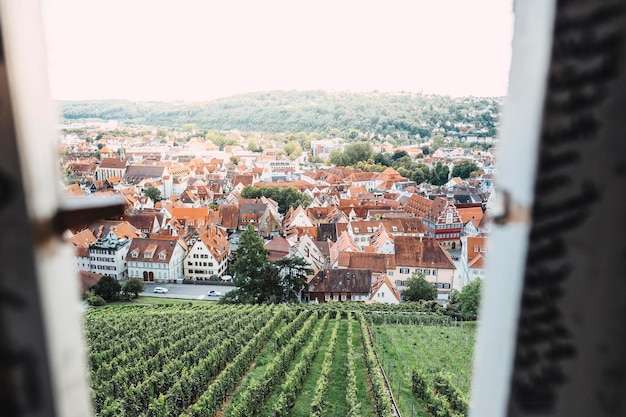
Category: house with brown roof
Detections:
[
  {"x1": 265, "y1": 236, "x2": 291, "y2": 261},
  {"x1": 337, "y1": 252, "x2": 394, "y2": 279},
  {"x1": 218, "y1": 204, "x2": 240, "y2": 231},
  {"x1": 95, "y1": 157, "x2": 129, "y2": 181},
  {"x1": 122, "y1": 213, "x2": 163, "y2": 236},
  {"x1": 304, "y1": 268, "x2": 372, "y2": 303},
  {"x1": 183, "y1": 225, "x2": 231, "y2": 281},
  {"x1": 238, "y1": 199, "x2": 281, "y2": 237},
  {"x1": 404, "y1": 194, "x2": 463, "y2": 249},
  {"x1": 78, "y1": 270, "x2": 103, "y2": 294},
  {"x1": 391, "y1": 235, "x2": 456, "y2": 299},
  {"x1": 126, "y1": 236, "x2": 186, "y2": 283},
  {"x1": 457, "y1": 206, "x2": 484, "y2": 236}
]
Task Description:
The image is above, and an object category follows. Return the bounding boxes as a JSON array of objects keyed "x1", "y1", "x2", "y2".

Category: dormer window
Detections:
[
  {"x1": 354, "y1": 227, "x2": 360, "y2": 233},
  {"x1": 131, "y1": 250, "x2": 138, "y2": 258},
  {"x1": 367, "y1": 227, "x2": 372, "y2": 233},
  {"x1": 159, "y1": 252, "x2": 166, "y2": 260}
]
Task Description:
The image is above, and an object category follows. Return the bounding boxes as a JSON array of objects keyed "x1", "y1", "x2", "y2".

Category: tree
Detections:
[
  {"x1": 143, "y1": 186, "x2": 162, "y2": 203},
  {"x1": 231, "y1": 225, "x2": 269, "y2": 299},
  {"x1": 456, "y1": 278, "x2": 482, "y2": 320},
  {"x1": 93, "y1": 275, "x2": 121, "y2": 301},
  {"x1": 274, "y1": 256, "x2": 312, "y2": 303},
  {"x1": 156, "y1": 128, "x2": 168, "y2": 137},
  {"x1": 122, "y1": 278, "x2": 144, "y2": 299},
  {"x1": 230, "y1": 155, "x2": 240, "y2": 166},
  {"x1": 451, "y1": 161, "x2": 480, "y2": 179},
  {"x1": 429, "y1": 162, "x2": 450, "y2": 186},
  {"x1": 402, "y1": 272, "x2": 437, "y2": 302}
]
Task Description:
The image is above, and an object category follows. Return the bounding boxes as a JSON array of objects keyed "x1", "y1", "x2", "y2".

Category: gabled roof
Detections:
[
  {"x1": 79, "y1": 270, "x2": 102, "y2": 293},
  {"x1": 125, "y1": 236, "x2": 182, "y2": 263},
  {"x1": 369, "y1": 275, "x2": 401, "y2": 303},
  {"x1": 338, "y1": 252, "x2": 394, "y2": 273},
  {"x1": 81, "y1": 221, "x2": 140, "y2": 240},
  {"x1": 218, "y1": 204, "x2": 240, "y2": 229},
  {"x1": 458, "y1": 207, "x2": 484, "y2": 227},
  {"x1": 123, "y1": 165, "x2": 167, "y2": 184},
  {"x1": 466, "y1": 236, "x2": 488, "y2": 267},
  {"x1": 99, "y1": 157, "x2": 128, "y2": 169},
  {"x1": 67, "y1": 229, "x2": 97, "y2": 248},
  {"x1": 308, "y1": 268, "x2": 372, "y2": 293},
  {"x1": 122, "y1": 213, "x2": 161, "y2": 232},
  {"x1": 197, "y1": 225, "x2": 230, "y2": 263},
  {"x1": 265, "y1": 236, "x2": 291, "y2": 261},
  {"x1": 394, "y1": 235, "x2": 456, "y2": 269}
]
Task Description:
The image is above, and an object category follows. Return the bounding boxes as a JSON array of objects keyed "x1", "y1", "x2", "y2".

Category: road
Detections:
[
  {"x1": 447, "y1": 249, "x2": 465, "y2": 292},
  {"x1": 140, "y1": 282, "x2": 235, "y2": 301}
]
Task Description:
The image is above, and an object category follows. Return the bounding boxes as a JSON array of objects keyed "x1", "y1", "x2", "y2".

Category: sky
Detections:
[{"x1": 41, "y1": 0, "x2": 514, "y2": 102}]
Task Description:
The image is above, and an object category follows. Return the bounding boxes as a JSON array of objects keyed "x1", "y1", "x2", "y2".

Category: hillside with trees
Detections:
[{"x1": 59, "y1": 90, "x2": 501, "y2": 141}]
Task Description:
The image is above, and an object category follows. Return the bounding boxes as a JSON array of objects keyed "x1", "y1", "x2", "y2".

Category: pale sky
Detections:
[{"x1": 41, "y1": 0, "x2": 514, "y2": 101}]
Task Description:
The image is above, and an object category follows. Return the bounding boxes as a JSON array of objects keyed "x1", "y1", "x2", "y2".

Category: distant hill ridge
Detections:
[{"x1": 59, "y1": 90, "x2": 501, "y2": 136}]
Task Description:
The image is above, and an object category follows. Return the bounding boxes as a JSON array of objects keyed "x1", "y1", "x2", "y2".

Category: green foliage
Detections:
[
  {"x1": 451, "y1": 161, "x2": 480, "y2": 179},
  {"x1": 240, "y1": 185, "x2": 312, "y2": 214},
  {"x1": 456, "y1": 278, "x2": 482, "y2": 321},
  {"x1": 59, "y1": 92, "x2": 500, "y2": 141},
  {"x1": 143, "y1": 186, "x2": 162, "y2": 203},
  {"x1": 86, "y1": 295, "x2": 106, "y2": 306},
  {"x1": 122, "y1": 278, "x2": 144, "y2": 299},
  {"x1": 93, "y1": 275, "x2": 121, "y2": 301},
  {"x1": 402, "y1": 272, "x2": 437, "y2": 302},
  {"x1": 205, "y1": 130, "x2": 239, "y2": 150},
  {"x1": 225, "y1": 249, "x2": 310, "y2": 305},
  {"x1": 430, "y1": 162, "x2": 450, "y2": 186},
  {"x1": 329, "y1": 142, "x2": 374, "y2": 167},
  {"x1": 231, "y1": 225, "x2": 268, "y2": 287},
  {"x1": 156, "y1": 128, "x2": 168, "y2": 137}
]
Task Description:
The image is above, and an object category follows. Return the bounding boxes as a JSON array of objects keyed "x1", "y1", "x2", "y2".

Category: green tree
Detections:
[
  {"x1": 122, "y1": 278, "x2": 144, "y2": 299},
  {"x1": 456, "y1": 278, "x2": 482, "y2": 320},
  {"x1": 230, "y1": 225, "x2": 269, "y2": 301},
  {"x1": 274, "y1": 256, "x2": 312, "y2": 302},
  {"x1": 451, "y1": 161, "x2": 480, "y2": 179},
  {"x1": 143, "y1": 186, "x2": 162, "y2": 203},
  {"x1": 230, "y1": 155, "x2": 240, "y2": 166},
  {"x1": 402, "y1": 272, "x2": 437, "y2": 302},
  {"x1": 93, "y1": 275, "x2": 121, "y2": 301},
  {"x1": 429, "y1": 162, "x2": 450, "y2": 186},
  {"x1": 156, "y1": 128, "x2": 168, "y2": 137}
]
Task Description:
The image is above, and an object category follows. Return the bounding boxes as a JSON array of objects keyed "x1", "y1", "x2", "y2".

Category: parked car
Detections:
[
  {"x1": 153, "y1": 287, "x2": 168, "y2": 294},
  {"x1": 207, "y1": 290, "x2": 222, "y2": 297}
]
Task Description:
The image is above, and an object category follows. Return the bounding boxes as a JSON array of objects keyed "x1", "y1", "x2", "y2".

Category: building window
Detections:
[
  {"x1": 324, "y1": 295, "x2": 330, "y2": 301},
  {"x1": 433, "y1": 270, "x2": 437, "y2": 276},
  {"x1": 400, "y1": 268, "x2": 409, "y2": 274},
  {"x1": 424, "y1": 269, "x2": 431, "y2": 275}
]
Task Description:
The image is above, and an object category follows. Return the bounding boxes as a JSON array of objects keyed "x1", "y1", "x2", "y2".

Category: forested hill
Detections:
[{"x1": 59, "y1": 90, "x2": 501, "y2": 137}]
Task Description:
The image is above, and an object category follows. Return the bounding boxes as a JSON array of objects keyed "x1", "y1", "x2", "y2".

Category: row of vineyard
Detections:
[
  {"x1": 372, "y1": 323, "x2": 476, "y2": 417},
  {"x1": 85, "y1": 304, "x2": 475, "y2": 417}
]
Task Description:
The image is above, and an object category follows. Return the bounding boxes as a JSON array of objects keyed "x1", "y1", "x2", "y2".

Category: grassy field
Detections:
[
  {"x1": 84, "y1": 304, "x2": 474, "y2": 417},
  {"x1": 373, "y1": 324, "x2": 476, "y2": 417}
]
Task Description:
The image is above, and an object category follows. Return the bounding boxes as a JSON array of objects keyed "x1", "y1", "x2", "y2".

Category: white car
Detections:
[
  {"x1": 207, "y1": 290, "x2": 222, "y2": 297},
  {"x1": 153, "y1": 287, "x2": 168, "y2": 294}
]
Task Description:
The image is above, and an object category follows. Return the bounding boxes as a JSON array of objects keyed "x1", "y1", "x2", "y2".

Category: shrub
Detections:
[{"x1": 87, "y1": 295, "x2": 106, "y2": 306}]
